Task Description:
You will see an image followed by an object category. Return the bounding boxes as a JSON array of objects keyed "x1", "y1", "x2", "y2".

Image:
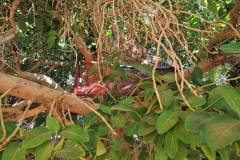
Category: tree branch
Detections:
[
  {"x1": 16, "y1": 71, "x2": 65, "y2": 91},
  {"x1": 0, "y1": 0, "x2": 20, "y2": 44},
  {"x1": 207, "y1": 1, "x2": 240, "y2": 52},
  {"x1": 0, "y1": 72, "x2": 97, "y2": 116}
]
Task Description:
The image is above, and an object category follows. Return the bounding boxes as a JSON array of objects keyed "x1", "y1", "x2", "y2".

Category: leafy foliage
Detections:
[{"x1": 1, "y1": 0, "x2": 240, "y2": 159}]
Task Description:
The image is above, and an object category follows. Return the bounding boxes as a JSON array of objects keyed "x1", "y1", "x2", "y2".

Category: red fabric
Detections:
[{"x1": 73, "y1": 62, "x2": 140, "y2": 96}]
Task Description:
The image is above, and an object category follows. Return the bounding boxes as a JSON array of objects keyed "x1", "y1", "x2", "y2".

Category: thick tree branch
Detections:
[
  {"x1": 207, "y1": 1, "x2": 240, "y2": 52},
  {"x1": 0, "y1": 72, "x2": 97, "y2": 116},
  {"x1": 183, "y1": 56, "x2": 231, "y2": 79}
]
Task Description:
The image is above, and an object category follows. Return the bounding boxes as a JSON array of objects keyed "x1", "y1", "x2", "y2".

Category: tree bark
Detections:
[{"x1": 0, "y1": 72, "x2": 97, "y2": 116}]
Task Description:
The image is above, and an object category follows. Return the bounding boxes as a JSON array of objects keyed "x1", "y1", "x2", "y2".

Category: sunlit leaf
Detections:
[{"x1": 96, "y1": 139, "x2": 106, "y2": 156}]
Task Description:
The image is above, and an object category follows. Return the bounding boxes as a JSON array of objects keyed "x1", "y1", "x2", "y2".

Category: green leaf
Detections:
[
  {"x1": 99, "y1": 104, "x2": 111, "y2": 115},
  {"x1": 89, "y1": 65, "x2": 99, "y2": 75},
  {"x1": 46, "y1": 116, "x2": 60, "y2": 134},
  {"x1": 2, "y1": 142, "x2": 25, "y2": 160},
  {"x1": 47, "y1": 35, "x2": 56, "y2": 49},
  {"x1": 201, "y1": 146, "x2": 216, "y2": 160},
  {"x1": 110, "y1": 113, "x2": 126, "y2": 127},
  {"x1": 158, "y1": 89, "x2": 174, "y2": 107},
  {"x1": 207, "y1": 0, "x2": 217, "y2": 14},
  {"x1": 185, "y1": 111, "x2": 212, "y2": 132},
  {"x1": 84, "y1": 112, "x2": 101, "y2": 128},
  {"x1": 36, "y1": 140, "x2": 56, "y2": 160},
  {"x1": 110, "y1": 66, "x2": 125, "y2": 78},
  {"x1": 189, "y1": 133, "x2": 198, "y2": 150},
  {"x1": 53, "y1": 137, "x2": 65, "y2": 151},
  {"x1": 131, "y1": 62, "x2": 161, "y2": 82},
  {"x1": 109, "y1": 137, "x2": 122, "y2": 151},
  {"x1": 119, "y1": 97, "x2": 134, "y2": 104},
  {"x1": 219, "y1": 42, "x2": 240, "y2": 53},
  {"x1": 97, "y1": 123, "x2": 110, "y2": 137},
  {"x1": 156, "y1": 110, "x2": 179, "y2": 134},
  {"x1": 54, "y1": 140, "x2": 85, "y2": 158},
  {"x1": 197, "y1": 127, "x2": 208, "y2": 147},
  {"x1": 138, "y1": 147, "x2": 148, "y2": 160},
  {"x1": 96, "y1": 138, "x2": 106, "y2": 156},
  {"x1": 154, "y1": 134, "x2": 165, "y2": 149},
  {"x1": 174, "y1": 123, "x2": 195, "y2": 144},
  {"x1": 175, "y1": 141, "x2": 187, "y2": 160},
  {"x1": 142, "y1": 113, "x2": 158, "y2": 125},
  {"x1": 219, "y1": 85, "x2": 240, "y2": 118},
  {"x1": 125, "y1": 123, "x2": 140, "y2": 136},
  {"x1": 142, "y1": 131, "x2": 158, "y2": 144},
  {"x1": 22, "y1": 127, "x2": 52, "y2": 148},
  {"x1": 0, "y1": 122, "x2": 16, "y2": 139},
  {"x1": 219, "y1": 145, "x2": 230, "y2": 160},
  {"x1": 154, "y1": 148, "x2": 168, "y2": 160},
  {"x1": 121, "y1": 149, "x2": 131, "y2": 160},
  {"x1": 164, "y1": 130, "x2": 178, "y2": 159},
  {"x1": 18, "y1": 17, "x2": 27, "y2": 33},
  {"x1": 48, "y1": 30, "x2": 58, "y2": 36},
  {"x1": 140, "y1": 81, "x2": 153, "y2": 89},
  {"x1": 144, "y1": 88, "x2": 155, "y2": 102},
  {"x1": 36, "y1": 16, "x2": 43, "y2": 28},
  {"x1": 109, "y1": 148, "x2": 120, "y2": 160},
  {"x1": 205, "y1": 114, "x2": 240, "y2": 150},
  {"x1": 110, "y1": 103, "x2": 135, "y2": 112},
  {"x1": 84, "y1": 131, "x2": 97, "y2": 150},
  {"x1": 138, "y1": 122, "x2": 156, "y2": 136},
  {"x1": 60, "y1": 124, "x2": 89, "y2": 143},
  {"x1": 185, "y1": 96, "x2": 206, "y2": 107},
  {"x1": 190, "y1": 67, "x2": 203, "y2": 84},
  {"x1": 208, "y1": 87, "x2": 228, "y2": 109},
  {"x1": 161, "y1": 72, "x2": 175, "y2": 81}
]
